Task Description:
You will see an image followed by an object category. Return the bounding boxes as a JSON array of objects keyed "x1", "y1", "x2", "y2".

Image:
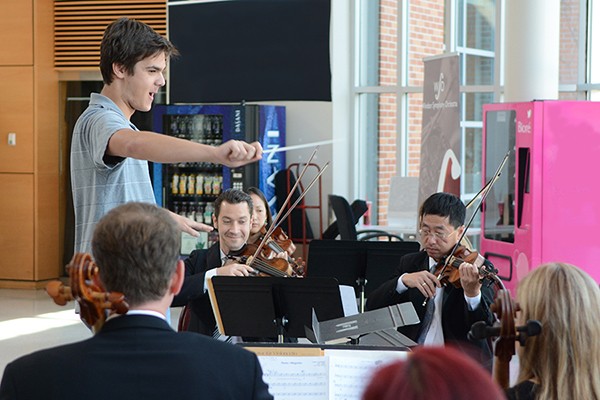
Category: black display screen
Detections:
[{"x1": 168, "y1": 0, "x2": 332, "y2": 103}]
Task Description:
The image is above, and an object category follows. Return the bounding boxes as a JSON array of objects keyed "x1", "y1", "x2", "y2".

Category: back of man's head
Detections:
[
  {"x1": 92, "y1": 202, "x2": 180, "y2": 307},
  {"x1": 419, "y1": 192, "x2": 466, "y2": 228}
]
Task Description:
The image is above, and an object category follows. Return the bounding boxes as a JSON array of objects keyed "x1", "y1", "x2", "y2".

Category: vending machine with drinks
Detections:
[{"x1": 151, "y1": 103, "x2": 286, "y2": 252}]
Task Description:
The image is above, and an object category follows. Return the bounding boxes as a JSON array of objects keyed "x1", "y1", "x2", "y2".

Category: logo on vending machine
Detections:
[{"x1": 233, "y1": 109, "x2": 242, "y2": 133}]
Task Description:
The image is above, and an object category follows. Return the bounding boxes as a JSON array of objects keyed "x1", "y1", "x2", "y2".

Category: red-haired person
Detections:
[{"x1": 362, "y1": 346, "x2": 505, "y2": 400}]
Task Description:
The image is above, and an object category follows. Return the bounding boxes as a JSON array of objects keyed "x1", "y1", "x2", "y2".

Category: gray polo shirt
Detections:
[{"x1": 71, "y1": 93, "x2": 156, "y2": 254}]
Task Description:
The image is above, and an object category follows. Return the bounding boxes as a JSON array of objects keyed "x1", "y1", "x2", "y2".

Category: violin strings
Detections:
[{"x1": 250, "y1": 258, "x2": 288, "y2": 277}]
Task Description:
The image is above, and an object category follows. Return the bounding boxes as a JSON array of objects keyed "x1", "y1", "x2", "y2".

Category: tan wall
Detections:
[{"x1": 0, "y1": 0, "x2": 60, "y2": 287}]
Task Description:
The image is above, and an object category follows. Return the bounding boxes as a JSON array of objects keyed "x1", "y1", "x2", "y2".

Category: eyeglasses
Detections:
[{"x1": 418, "y1": 229, "x2": 453, "y2": 240}]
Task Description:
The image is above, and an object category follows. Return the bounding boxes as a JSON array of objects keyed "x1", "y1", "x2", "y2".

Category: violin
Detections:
[
  {"x1": 468, "y1": 289, "x2": 542, "y2": 389},
  {"x1": 433, "y1": 151, "x2": 510, "y2": 291},
  {"x1": 46, "y1": 252, "x2": 129, "y2": 333},
  {"x1": 227, "y1": 243, "x2": 297, "y2": 277},
  {"x1": 253, "y1": 226, "x2": 306, "y2": 277},
  {"x1": 258, "y1": 226, "x2": 296, "y2": 256},
  {"x1": 434, "y1": 245, "x2": 499, "y2": 289}
]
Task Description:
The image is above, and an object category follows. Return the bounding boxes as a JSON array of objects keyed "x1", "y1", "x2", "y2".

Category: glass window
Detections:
[
  {"x1": 356, "y1": 0, "x2": 397, "y2": 87},
  {"x1": 356, "y1": 92, "x2": 398, "y2": 224},
  {"x1": 458, "y1": 0, "x2": 496, "y2": 52}
]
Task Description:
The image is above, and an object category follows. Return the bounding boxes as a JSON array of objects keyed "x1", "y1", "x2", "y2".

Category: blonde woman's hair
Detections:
[{"x1": 516, "y1": 262, "x2": 600, "y2": 399}]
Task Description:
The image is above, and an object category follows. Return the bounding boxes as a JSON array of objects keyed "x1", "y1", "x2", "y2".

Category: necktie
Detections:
[
  {"x1": 212, "y1": 255, "x2": 232, "y2": 343},
  {"x1": 417, "y1": 297, "x2": 435, "y2": 344}
]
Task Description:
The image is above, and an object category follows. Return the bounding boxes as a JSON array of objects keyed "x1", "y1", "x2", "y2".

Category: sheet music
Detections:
[
  {"x1": 259, "y1": 356, "x2": 329, "y2": 400},
  {"x1": 326, "y1": 350, "x2": 407, "y2": 400},
  {"x1": 257, "y1": 349, "x2": 408, "y2": 400}
]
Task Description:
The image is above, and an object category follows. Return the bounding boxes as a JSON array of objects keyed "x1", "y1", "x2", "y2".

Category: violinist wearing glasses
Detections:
[{"x1": 366, "y1": 192, "x2": 495, "y2": 368}]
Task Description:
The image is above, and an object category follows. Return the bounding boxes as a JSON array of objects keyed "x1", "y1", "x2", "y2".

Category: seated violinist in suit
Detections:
[
  {"x1": 172, "y1": 189, "x2": 257, "y2": 335},
  {"x1": 173, "y1": 188, "x2": 297, "y2": 341},
  {"x1": 366, "y1": 192, "x2": 495, "y2": 368},
  {"x1": 506, "y1": 262, "x2": 600, "y2": 400},
  {"x1": 0, "y1": 202, "x2": 273, "y2": 400}
]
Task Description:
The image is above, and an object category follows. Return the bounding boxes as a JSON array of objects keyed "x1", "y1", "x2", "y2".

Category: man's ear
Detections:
[
  {"x1": 112, "y1": 63, "x2": 127, "y2": 79},
  {"x1": 212, "y1": 214, "x2": 218, "y2": 229},
  {"x1": 170, "y1": 260, "x2": 185, "y2": 296}
]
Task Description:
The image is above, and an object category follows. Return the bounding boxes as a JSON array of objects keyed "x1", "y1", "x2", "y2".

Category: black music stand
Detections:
[
  {"x1": 207, "y1": 276, "x2": 345, "y2": 343},
  {"x1": 307, "y1": 240, "x2": 420, "y2": 311}
]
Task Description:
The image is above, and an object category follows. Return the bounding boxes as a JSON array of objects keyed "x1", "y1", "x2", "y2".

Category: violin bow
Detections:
[
  {"x1": 270, "y1": 162, "x2": 330, "y2": 228},
  {"x1": 251, "y1": 161, "x2": 329, "y2": 263},
  {"x1": 436, "y1": 151, "x2": 510, "y2": 281},
  {"x1": 250, "y1": 147, "x2": 320, "y2": 262}
]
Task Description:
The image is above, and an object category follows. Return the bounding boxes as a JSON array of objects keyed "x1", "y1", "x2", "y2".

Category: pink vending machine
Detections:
[{"x1": 480, "y1": 100, "x2": 600, "y2": 291}]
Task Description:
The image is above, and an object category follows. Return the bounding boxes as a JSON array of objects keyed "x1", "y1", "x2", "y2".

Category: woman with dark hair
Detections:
[
  {"x1": 246, "y1": 187, "x2": 296, "y2": 257},
  {"x1": 362, "y1": 346, "x2": 505, "y2": 400}
]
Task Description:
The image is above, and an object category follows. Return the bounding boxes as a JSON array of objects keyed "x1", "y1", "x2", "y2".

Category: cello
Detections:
[
  {"x1": 469, "y1": 289, "x2": 542, "y2": 389},
  {"x1": 46, "y1": 252, "x2": 129, "y2": 333}
]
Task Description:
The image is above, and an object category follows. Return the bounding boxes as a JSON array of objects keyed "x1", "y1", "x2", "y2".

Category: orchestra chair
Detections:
[{"x1": 324, "y1": 194, "x2": 402, "y2": 241}]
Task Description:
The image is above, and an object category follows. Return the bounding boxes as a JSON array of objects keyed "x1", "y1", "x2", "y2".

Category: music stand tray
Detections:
[{"x1": 207, "y1": 276, "x2": 345, "y2": 340}]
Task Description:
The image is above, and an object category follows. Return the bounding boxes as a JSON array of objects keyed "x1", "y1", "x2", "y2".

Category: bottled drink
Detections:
[
  {"x1": 187, "y1": 174, "x2": 195, "y2": 195},
  {"x1": 195, "y1": 173, "x2": 204, "y2": 195},
  {"x1": 179, "y1": 173, "x2": 187, "y2": 195},
  {"x1": 204, "y1": 175, "x2": 213, "y2": 195},
  {"x1": 204, "y1": 202, "x2": 214, "y2": 225},
  {"x1": 212, "y1": 174, "x2": 221, "y2": 195},
  {"x1": 171, "y1": 172, "x2": 179, "y2": 195}
]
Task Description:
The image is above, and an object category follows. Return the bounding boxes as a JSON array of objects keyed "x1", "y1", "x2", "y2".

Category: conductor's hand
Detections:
[
  {"x1": 459, "y1": 262, "x2": 482, "y2": 297},
  {"x1": 169, "y1": 211, "x2": 213, "y2": 236},
  {"x1": 217, "y1": 261, "x2": 256, "y2": 277},
  {"x1": 215, "y1": 140, "x2": 263, "y2": 168},
  {"x1": 401, "y1": 270, "x2": 441, "y2": 299}
]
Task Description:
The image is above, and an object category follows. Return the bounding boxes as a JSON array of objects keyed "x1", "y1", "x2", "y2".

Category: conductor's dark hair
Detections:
[{"x1": 100, "y1": 17, "x2": 178, "y2": 85}]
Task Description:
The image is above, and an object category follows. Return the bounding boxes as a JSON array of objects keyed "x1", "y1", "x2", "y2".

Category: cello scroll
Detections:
[
  {"x1": 46, "y1": 253, "x2": 129, "y2": 333},
  {"x1": 468, "y1": 289, "x2": 542, "y2": 389}
]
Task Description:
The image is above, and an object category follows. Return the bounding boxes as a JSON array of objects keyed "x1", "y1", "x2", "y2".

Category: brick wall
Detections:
[{"x1": 377, "y1": 0, "x2": 444, "y2": 224}]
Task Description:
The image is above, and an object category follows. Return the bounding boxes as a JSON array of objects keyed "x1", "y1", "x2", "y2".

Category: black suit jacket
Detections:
[
  {"x1": 172, "y1": 244, "x2": 222, "y2": 335},
  {"x1": 366, "y1": 251, "x2": 494, "y2": 366},
  {"x1": 0, "y1": 315, "x2": 273, "y2": 400}
]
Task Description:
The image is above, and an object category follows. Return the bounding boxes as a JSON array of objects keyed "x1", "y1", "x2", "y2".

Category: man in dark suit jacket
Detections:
[
  {"x1": 172, "y1": 189, "x2": 256, "y2": 335},
  {"x1": 366, "y1": 193, "x2": 494, "y2": 368},
  {"x1": 0, "y1": 202, "x2": 273, "y2": 400}
]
